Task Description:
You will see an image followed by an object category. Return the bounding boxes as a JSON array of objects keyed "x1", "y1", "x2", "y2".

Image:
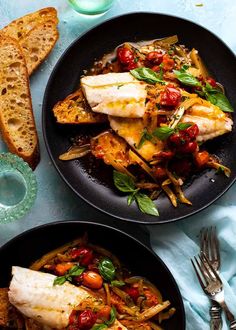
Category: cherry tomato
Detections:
[
  {"x1": 206, "y1": 77, "x2": 217, "y2": 87},
  {"x1": 117, "y1": 47, "x2": 135, "y2": 65},
  {"x1": 162, "y1": 54, "x2": 175, "y2": 71},
  {"x1": 168, "y1": 132, "x2": 186, "y2": 147},
  {"x1": 78, "y1": 310, "x2": 97, "y2": 330},
  {"x1": 97, "y1": 306, "x2": 112, "y2": 321},
  {"x1": 146, "y1": 51, "x2": 163, "y2": 65},
  {"x1": 157, "y1": 115, "x2": 167, "y2": 125},
  {"x1": 70, "y1": 248, "x2": 93, "y2": 266},
  {"x1": 194, "y1": 150, "x2": 210, "y2": 167},
  {"x1": 69, "y1": 310, "x2": 79, "y2": 325},
  {"x1": 155, "y1": 150, "x2": 175, "y2": 160},
  {"x1": 55, "y1": 262, "x2": 73, "y2": 276},
  {"x1": 82, "y1": 271, "x2": 103, "y2": 289},
  {"x1": 125, "y1": 287, "x2": 139, "y2": 302},
  {"x1": 160, "y1": 86, "x2": 181, "y2": 107},
  {"x1": 178, "y1": 141, "x2": 198, "y2": 153},
  {"x1": 170, "y1": 158, "x2": 192, "y2": 177},
  {"x1": 125, "y1": 61, "x2": 138, "y2": 71},
  {"x1": 185, "y1": 123, "x2": 199, "y2": 140}
]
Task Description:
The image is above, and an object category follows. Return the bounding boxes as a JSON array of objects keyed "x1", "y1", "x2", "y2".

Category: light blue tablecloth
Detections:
[{"x1": 0, "y1": 1, "x2": 236, "y2": 329}]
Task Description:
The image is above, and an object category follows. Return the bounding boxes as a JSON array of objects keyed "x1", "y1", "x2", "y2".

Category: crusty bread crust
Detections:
[
  {"x1": 0, "y1": 288, "x2": 9, "y2": 326},
  {"x1": 53, "y1": 88, "x2": 107, "y2": 124},
  {"x1": 1, "y1": 7, "x2": 59, "y2": 76},
  {"x1": 0, "y1": 35, "x2": 39, "y2": 169},
  {"x1": 1, "y1": 7, "x2": 58, "y2": 41}
]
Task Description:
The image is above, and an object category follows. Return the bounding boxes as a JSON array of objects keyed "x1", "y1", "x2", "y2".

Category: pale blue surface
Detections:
[{"x1": 0, "y1": 1, "x2": 236, "y2": 329}]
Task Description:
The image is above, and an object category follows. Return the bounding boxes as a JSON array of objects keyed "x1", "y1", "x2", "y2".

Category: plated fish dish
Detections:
[
  {"x1": 1, "y1": 235, "x2": 175, "y2": 329},
  {"x1": 53, "y1": 35, "x2": 234, "y2": 216}
]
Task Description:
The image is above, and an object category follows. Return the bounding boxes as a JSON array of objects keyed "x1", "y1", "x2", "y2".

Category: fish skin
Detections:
[
  {"x1": 181, "y1": 103, "x2": 233, "y2": 142},
  {"x1": 8, "y1": 267, "x2": 127, "y2": 330},
  {"x1": 81, "y1": 72, "x2": 147, "y2": 118}
]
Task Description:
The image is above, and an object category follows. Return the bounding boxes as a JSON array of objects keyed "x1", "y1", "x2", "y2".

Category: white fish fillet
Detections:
[
  {"x1": 8, "y1": 266, "x2": 127, "y2": 330},
  {"x1": 81, "y1": 72, "x2": 147, "y2": 118},
  {"x1": 181, "y1": 103, "x2": 233, "y2": 142},
  {"x1": 109, "y1": 116, "x2": 163, "y2": 161}
]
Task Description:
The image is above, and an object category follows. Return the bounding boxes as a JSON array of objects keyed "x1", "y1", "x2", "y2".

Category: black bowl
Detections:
[
  {"x1": 42, "y1": 12, "x2": 236, "y2": 224},
  {"x1": 0, "y1": 221, "x2": 185, "y2": 329}
]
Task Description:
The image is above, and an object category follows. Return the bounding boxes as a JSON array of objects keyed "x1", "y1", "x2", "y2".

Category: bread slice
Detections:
[
  {"x1": 1, "y1": 7, "x2": 59, "y2": 75},
  {"x1": 0, "y1": 35, "x2": 39, "y2": 169},
  {"x1": 1, "y1": 7, "x2": 58, "y2": 41},
  {"x1": 19, "y1": 19, "x2": 59, "y2": 75},
  {"x1": 53, "y1": 88, "x2": 107, "y2": 124},
  {"x1": 0, "y1": 288, "x2": 9, "y2": 327}
]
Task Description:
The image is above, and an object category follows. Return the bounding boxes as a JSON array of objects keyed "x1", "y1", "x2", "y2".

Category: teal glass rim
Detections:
[{"x1": 0, "y1": 153, "x2": 37, "y2": 223}]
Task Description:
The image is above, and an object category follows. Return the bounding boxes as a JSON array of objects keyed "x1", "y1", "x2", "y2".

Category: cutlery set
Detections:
[{"x1": 192, "y1": 227, "x2": 236, "y2": 329}]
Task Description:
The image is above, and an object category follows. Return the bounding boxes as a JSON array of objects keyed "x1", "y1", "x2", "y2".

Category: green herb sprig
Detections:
[
  {"x1": 130, "y1": 67, "x2": 165, "y2": 85},
  {"x1": 98, "y1": 258, "x2": 116, "y2": 281},
  {"x1": 173, "y1": 66, "x2": 234, "y2": 113},
  {"x1": 53, "y1": 265, "x2": 85, "y2": 286},
  {"x1": 91, "y1": 307, "x2": 116, "y2": 330},
  {"x1": 113, "y1": 171, "x2": 159, "y2": 216}
]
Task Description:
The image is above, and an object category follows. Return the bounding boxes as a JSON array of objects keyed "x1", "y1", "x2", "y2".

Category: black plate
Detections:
[
  {"x1": 42, "y1": 12, "x2": 236, "y2": 224},
  {"x1": 0, "y1": 221, "x2": 185, "y2": 329}
]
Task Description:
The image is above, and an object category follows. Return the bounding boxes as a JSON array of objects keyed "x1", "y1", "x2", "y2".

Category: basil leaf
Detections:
[
  {"x1": 113, "y1": 170, "x2": 136, "y2": 193},
  {"x1": 91, "y1": 325, "x2": 108, "y2": 330},
  {"x1": 127, "y1": 191, "x2": 137, "y2": 206},
  {"x1": 98, "y1": 258, "x2": 116, "y2": 281},
  {"x1": 153, "y1": 126, "x2": 174, "y2": 140},
  {"x1": 135, "y1": 193, "x2": 159, "y2": 216},
  {"x1": 105, "y1": 307, "x2": 116, "y2": 326},
  {"x1": 137, "y1": 128, "x2": 153, "y2": 149},
  {"x1": 53, "y1": 276, "x2": 67, "y2": 286},
  {"x1": 130, "y1": 67, "x2": 165, "y2": 84},
  {"x1": 111, "y1": 280, "x2": 126, "y2": 287},
  {"x1": 68, "y1": 265, "x2": 85, "y2": 276},
  {"x1": 176, "y1": 123, "x2": 192, "y2": 130},
  {"x1": 173, "y1": 70, "x2": 201, "y2": 87},
  {"x1": 206, "y1": 91, "x2": 234, "y2": 113}
]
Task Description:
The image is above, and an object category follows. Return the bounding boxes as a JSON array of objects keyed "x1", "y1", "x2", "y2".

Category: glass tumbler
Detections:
[{"x1": 68, "y1": 0, "x2": 115, "y2": 15}]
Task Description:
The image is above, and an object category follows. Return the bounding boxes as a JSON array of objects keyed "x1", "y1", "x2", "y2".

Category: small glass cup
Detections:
[
  {"x1": 68, "y1": 0, "x2": 115, "y2": 15},
  {"x1": 0, "y1": 153, "x2": 37, "y2": 223}
]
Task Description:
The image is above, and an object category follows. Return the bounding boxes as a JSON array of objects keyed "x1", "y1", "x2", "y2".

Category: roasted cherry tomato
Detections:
[
  {"x1": 77, "y1": 310, "x2": 97, "y2": 330},
  {"x1": 162, "y1": 54, "x2": 175, "y2": 71},
  {"x1": 168, "y1": 131, "x2": 187, "y2": 147},
  {"x1": 125, "y1": 287, "x2": 139, "y2": 302},
  {"x1": 117, "y1": 47, "x2": 134, "y2": 64},
  {"x1": 194, "y1": 150, "x2": 210, "y2": 167},
  {"x1": 184, "y1": 123, "x2": 199, "y2": 140},
  {"x1": 155, "y1": 150, "x2": 175, "y2": 160},
  {"x1": 146, "y1": 51, "x2": 163, "y2": 65},
  {"x1": 160, "y1": 86, "x2": 181, "y2": 107},
  {"x1": 70, "y1": 247, "x2": 93, "y2": 266},
  {"x1": 206, "y1": 77, "x2": 217, "y2": 87},
  {"x1": 96, "y1": 305, "x2": 112, "y2": 321},
  {"x1": 55, "y1": 262, "x2": 73, "y2": 276},
  {"x1": 153, "y1": 166, "x2": 167, "y2": 180},
  {"x1": 82, "y1": 271, "x2": 103, "y2": 289},
  {"x1": 178, "y1": 141, "x2": 198, "y2": 153}
]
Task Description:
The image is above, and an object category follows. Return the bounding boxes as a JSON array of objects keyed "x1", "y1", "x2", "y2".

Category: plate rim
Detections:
[{"x1": 42, "y1": 12, "x2": 236, "y2": 225}]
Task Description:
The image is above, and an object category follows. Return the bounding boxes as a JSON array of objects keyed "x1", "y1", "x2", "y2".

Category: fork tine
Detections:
[
  {"x1": 191, "y1": 257, "x2": 207, "y2": 289},
  {"x1": 211, "y1": 226, "x2": 220, "y2": 265},
  {"x1": 198, "y1": 253, "x2": 214, "y2": 281},
  {"x1": 201, "y1": 253, "x2": 222, "y2": 283},
  {"x1": 200, "y1": 227, "x2": 210, "y2": 259}
]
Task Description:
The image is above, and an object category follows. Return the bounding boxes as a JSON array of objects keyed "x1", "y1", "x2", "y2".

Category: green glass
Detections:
[
  {"x1": 68, "y1": 0, "x2": 115, "y2": 15},
  {"x1": 0, "y1": 153, "x2": 37, "y2": 223}
]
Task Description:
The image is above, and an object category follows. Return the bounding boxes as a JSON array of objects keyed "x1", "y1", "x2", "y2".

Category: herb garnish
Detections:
[
  {"x1": 53, "y1": 265, "x2": 85, "y2": 286},
  {"x1": 91, "y1": 307, "x2": 116, "y2": 330},
  {"x1": 113, "y1": 171, "x2": 159, "y2": 216},
  {"x1": 98, "y1": 258, "x2": 116, "y2": 281},
  {"x1": 174, "y1": 66, "x2": 234, "y2": 112},
  {"x1": 111, "y1": 280, "x2": 126, "y2": 287},
  {"x1": 130, "y1": 67, "x2": 165, "y2": 84}
]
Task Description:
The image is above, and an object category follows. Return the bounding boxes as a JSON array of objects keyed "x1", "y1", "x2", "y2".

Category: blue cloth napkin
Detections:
[{"x1": 148, "y1": 186, "x2": 236, "y2": 330}]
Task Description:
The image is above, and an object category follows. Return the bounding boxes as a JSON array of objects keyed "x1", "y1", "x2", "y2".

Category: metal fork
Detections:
[
  {"x1": 200, "y1": 227, "x2": 222, "y2": 330},
  {"x1": 191, "y1": 253, "x2": 236, "y2": 330}
]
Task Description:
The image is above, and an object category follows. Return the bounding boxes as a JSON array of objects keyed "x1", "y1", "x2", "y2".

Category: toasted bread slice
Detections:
[
  {"x1": 0, "y1": 35, "x2": 39, "y2": 169},
  {"x1": 0, "y1": 288, "x2": 9, "y2": 327},
  {"x1": 53, "y1": 88, "x2": 107, "y2": 124},
  {"x1": 1, "y1": 7, "x2": 58, "y2": 41},
  {"x1": 1, "y1": 7, "x2": 59, "y2": 75},
  {"x1": 19, "y1": 20, "x2": 59, "y2": 75}
]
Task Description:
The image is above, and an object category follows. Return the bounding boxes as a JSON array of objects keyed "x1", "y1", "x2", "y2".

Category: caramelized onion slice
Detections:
[{"x1": 59, "y1": 144, "x2": 91, "y2": 160}]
